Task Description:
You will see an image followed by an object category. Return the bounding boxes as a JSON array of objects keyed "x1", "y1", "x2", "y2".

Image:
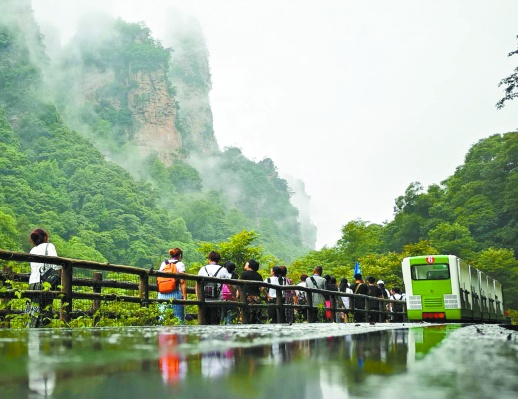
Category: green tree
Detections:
[
  {"x1": 178, "y1": 196, "x2": 231, "y2": 242},
  {"x1": 59, "y1": 237, "x2": 108, "y2": 263},
  {"x1": 289, "y1": 246, "x2": 346, "y2": 281},
  {"x1": 196, "y1": 230, "x2": 273, "y2": 275},
  {"x1": 358, "y1": 252, "x2": 405, "y2": 290},
  {"x1": 401, "y1": 240, "x2": 438, "y2": 257},
  {"x1": 473, "y1": 247, "x2": 518, "y2": 309},
  {"x1": 427, "y1": 222, "x2": 477, "y2": 259},
  {"x1": 0, "y1": 208, "x2": 21, "y2": 251},
  {"x1": 496, "y1": 35, "x2": 518, "y2": 109},
  {"x1": 336, "y1": 219, "x2": 383, "y2": 265}
]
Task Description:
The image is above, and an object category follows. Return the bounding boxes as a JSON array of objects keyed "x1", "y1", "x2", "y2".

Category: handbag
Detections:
[
  {"x1": 40, "y1": 244, "x2": 60, "y2": 289},
  {"x1": 325, "y1": 300, "x2": 331, "y2": 320},
  {"x1": 221, "y1": 284, "x2": 233, "y2": 300}
]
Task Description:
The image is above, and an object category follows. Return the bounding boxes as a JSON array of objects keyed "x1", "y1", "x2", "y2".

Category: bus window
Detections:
[{"x1": 410, "y1": 264, "x2": 450, "y2": 280}]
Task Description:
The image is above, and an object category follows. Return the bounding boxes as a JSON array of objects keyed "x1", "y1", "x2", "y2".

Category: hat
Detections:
[{"x1": 377, "y1": 280, "x2": 384, "y2": 285}]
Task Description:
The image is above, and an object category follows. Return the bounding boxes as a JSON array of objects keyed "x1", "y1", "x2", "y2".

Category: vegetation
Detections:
[
  {"x1": 0, "y1": 6, "x2": 312, "y2": 273},
  {"x1": 1, "y1": 4, "x2": 517, "y2": 327},
  {"x1": 496, "y1": 35, "x2": 518, "y2": 109},
  {"x1": 292, "y1": 134, "x2": 518, "y2": 309}
]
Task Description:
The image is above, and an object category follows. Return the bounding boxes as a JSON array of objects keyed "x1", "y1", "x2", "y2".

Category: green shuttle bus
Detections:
[{"x1": 402, "y1": 255, "x2": 506, "y2": 323}]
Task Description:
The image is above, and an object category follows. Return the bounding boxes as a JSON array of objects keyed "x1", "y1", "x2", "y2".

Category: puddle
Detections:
[{"x1": 3, "y1": 323, "x2": 515, "y2": 398}]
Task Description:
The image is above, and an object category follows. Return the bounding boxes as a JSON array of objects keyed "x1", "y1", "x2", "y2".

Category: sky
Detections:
[{"x1": 32, "y1": 0, "x2": 518, "y2": 249}]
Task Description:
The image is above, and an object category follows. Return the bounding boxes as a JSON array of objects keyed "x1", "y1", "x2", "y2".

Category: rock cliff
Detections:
[{"x1": 128, "y1": 70, "x2": 182, "y2": 165}]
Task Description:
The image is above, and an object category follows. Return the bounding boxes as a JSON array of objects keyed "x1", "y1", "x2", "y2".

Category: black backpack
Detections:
[
  {"x1": 204, "y1": 266, "x2": 224, "y2": 298},
  {"x1": 391, "y1": 294, "x2": 404, "y2": 312}
]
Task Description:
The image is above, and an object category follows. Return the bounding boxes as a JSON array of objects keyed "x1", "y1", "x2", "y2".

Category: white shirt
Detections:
[
  {"x1": 29, "y1": 243, "x2": 59, "y2": 284},
  {"x1": 341, "y1": 287, "x2": 354, "y2": 309},
  {"x1": 159, "y1": 259, "x2": 186, "y2": 273},
  {"x1": 198, "y1": 263, "x2": 231, "y2": 300},
  {"x1": 264, "y1": 276, "x2": 286, "y2": 298},
  {"x1": 296, "y1": 281, "x2": 306, "y2": 298},
  {"x1": 198, "y1": 263, "x2": 230, "y2": 279}
]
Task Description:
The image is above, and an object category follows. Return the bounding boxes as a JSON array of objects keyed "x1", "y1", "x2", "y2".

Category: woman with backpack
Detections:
[
  {"x1": 158, "y1": 248, "x2": 187, "y2": 323},
  {"x1": 27, "y1": 228, "x2": 61, "y2": 328}
]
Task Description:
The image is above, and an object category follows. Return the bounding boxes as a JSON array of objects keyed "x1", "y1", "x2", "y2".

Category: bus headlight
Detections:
[
  {"x1": 407, "y1": 295, "x2": 422, "y2": 310},
  {"x1": 444, "y1": 294, "x2": 459, "y2": 309}
]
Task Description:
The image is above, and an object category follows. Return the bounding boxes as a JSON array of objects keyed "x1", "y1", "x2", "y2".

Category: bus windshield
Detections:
[{"x1": 410, "y1": 263, "x2": 450, "y2": 280}]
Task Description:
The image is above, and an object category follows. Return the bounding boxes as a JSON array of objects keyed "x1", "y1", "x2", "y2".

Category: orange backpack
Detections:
[{"x1": 157, "y1": 260, "x2": 179, "y2": 293}]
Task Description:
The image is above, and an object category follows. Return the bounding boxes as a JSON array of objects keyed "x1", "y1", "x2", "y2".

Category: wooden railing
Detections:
[{"x1": 0, "y1": 249, "x2": 407, "y2": 327}]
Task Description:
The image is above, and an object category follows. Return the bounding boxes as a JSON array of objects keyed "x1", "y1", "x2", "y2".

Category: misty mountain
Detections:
[{"x1": 0, "y1": 0, "x2": 316, "y2": 266}]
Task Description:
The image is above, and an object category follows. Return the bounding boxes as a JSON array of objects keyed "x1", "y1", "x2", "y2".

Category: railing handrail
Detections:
[{"x1": 0, "y1": 249, "x2": 406, "y2": 326}]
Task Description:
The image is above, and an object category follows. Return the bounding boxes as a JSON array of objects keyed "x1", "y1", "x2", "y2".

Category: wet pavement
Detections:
[{"x1": 0, "y1": 323, "x2": 517, "y2": 398}]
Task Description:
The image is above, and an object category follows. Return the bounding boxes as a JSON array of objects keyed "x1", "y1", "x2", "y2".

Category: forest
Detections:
[
  {"x1": 1, "y1": 2, "x2": 517, "y2": 310},
  {"x1": 0, "y1": 1, "x2": 314, "y2": 268}
]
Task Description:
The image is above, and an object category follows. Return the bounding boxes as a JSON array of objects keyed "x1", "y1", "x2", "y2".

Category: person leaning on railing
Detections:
[
  {"x1": 158, "y1": 247, "x2": 187, "y2": 323},
  {"x1": 349, "y1": 274, "x2": 369, "y2": 322},
  {"x1": 339, "y1": 278, "x2": 353, "y2": 322},
  {"x1": 220, "y1": 261, "x2": 239, "y2": 324},
  {"x1": 279, "y1": 265, "x2": 297, "y2": 323},
  {"x1": 389, "y1": 287, "x2": 406, "y2": 322},
  {"x1": 27, "y1": 228, "x2": 61, "y2": 328},
  {"x1": 197, "y1": 251, "x2": 231, "y2": 325},
  {"x1": 237, "y1": 259, "x2": 263, "y2": 324},
  {"x1": 305, "y1": 266, "x2": 326, "y2": 322},
  {"x1": 262, "y1": 266, "x2": 285, "y2": 323}
]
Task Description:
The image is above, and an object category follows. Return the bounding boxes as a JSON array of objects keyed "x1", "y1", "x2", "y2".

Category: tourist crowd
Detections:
[{"x1": 26, "y1": 231, "x2": 406, "y2": 327}]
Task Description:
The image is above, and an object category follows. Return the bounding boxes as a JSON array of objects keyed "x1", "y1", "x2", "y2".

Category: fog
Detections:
[{"x1": 32, "y1": 0, "x2": 518, "y2": 248}]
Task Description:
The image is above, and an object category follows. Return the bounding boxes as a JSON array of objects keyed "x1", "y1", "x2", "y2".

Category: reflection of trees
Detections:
[
  {"x1": 329, "y1": 330, "x2": 410, "y2": 394},
  {"x1": 387, "y1": 329, "x2": 409, "y2": 371}
]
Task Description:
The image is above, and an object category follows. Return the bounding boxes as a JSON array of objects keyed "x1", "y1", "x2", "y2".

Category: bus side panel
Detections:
[
  {"x1": 494, "y1": 281, "x2": 505, "y2": 321},
  {"x1": 470, "y1": 265, "x2": 481, "y2": 321},
  {"x1": 457, "y1": 258, "x2": 473, "y2": 320},
  {"x1": 479, "y1": 272, "x2": 490, "y2": 321},
  {"x1": 487, "y1": 276, "x2": 497, "y2": 321}
]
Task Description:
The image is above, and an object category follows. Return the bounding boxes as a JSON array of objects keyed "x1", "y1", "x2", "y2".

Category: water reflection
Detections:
[
  {"x1": 158, "y1": 333, "x2": 187, "y2": 385},
  {"x1": 0, "y1": 325, "x2": 460, "y2": 399},
  {"x1": 27, "y1": 330, "x2": 56, "y2": 397}
]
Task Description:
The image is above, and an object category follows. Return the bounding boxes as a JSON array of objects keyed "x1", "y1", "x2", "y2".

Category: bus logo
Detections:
[{"x1": 426, "y1": 256, "x2": 434, "y2": 264}]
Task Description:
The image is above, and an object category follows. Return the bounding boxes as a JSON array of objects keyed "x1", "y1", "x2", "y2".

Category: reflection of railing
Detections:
[{"x1": 0, "y1": 249, "x2": 406, "y2": 326}]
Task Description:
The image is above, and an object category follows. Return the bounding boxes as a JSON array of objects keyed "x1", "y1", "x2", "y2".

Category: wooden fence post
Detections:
[
  {"x1": 276, "y1": 287, "x2": 285, "y2": 324},
  {"x1": 306, "y1": 290, "x2": 314, "y2": 322},
  {"x1": 91, "y1": 272, "x2": 102, "y2": 326},
  {"x1": 365, "y1": 297, "x2": 371, "y2": 322},
  {"x1": 139, "y1": 272, "x2": 149, "y2": 307},
  {"x1": 240, "y1": 285, "x2": 249, "y2": 324},
  {"x1": 60, "y1": 262, "x2": 73, "y2": 323},
  {"x1": 381, "y1": 299, "x2": 387, "y2": 323},
  {"x1": 196, "y1": 280, "x2": 206, "y2": 325},
  {"x1": 330, "y1": 294, "x2": 337, "y2": 323}
]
